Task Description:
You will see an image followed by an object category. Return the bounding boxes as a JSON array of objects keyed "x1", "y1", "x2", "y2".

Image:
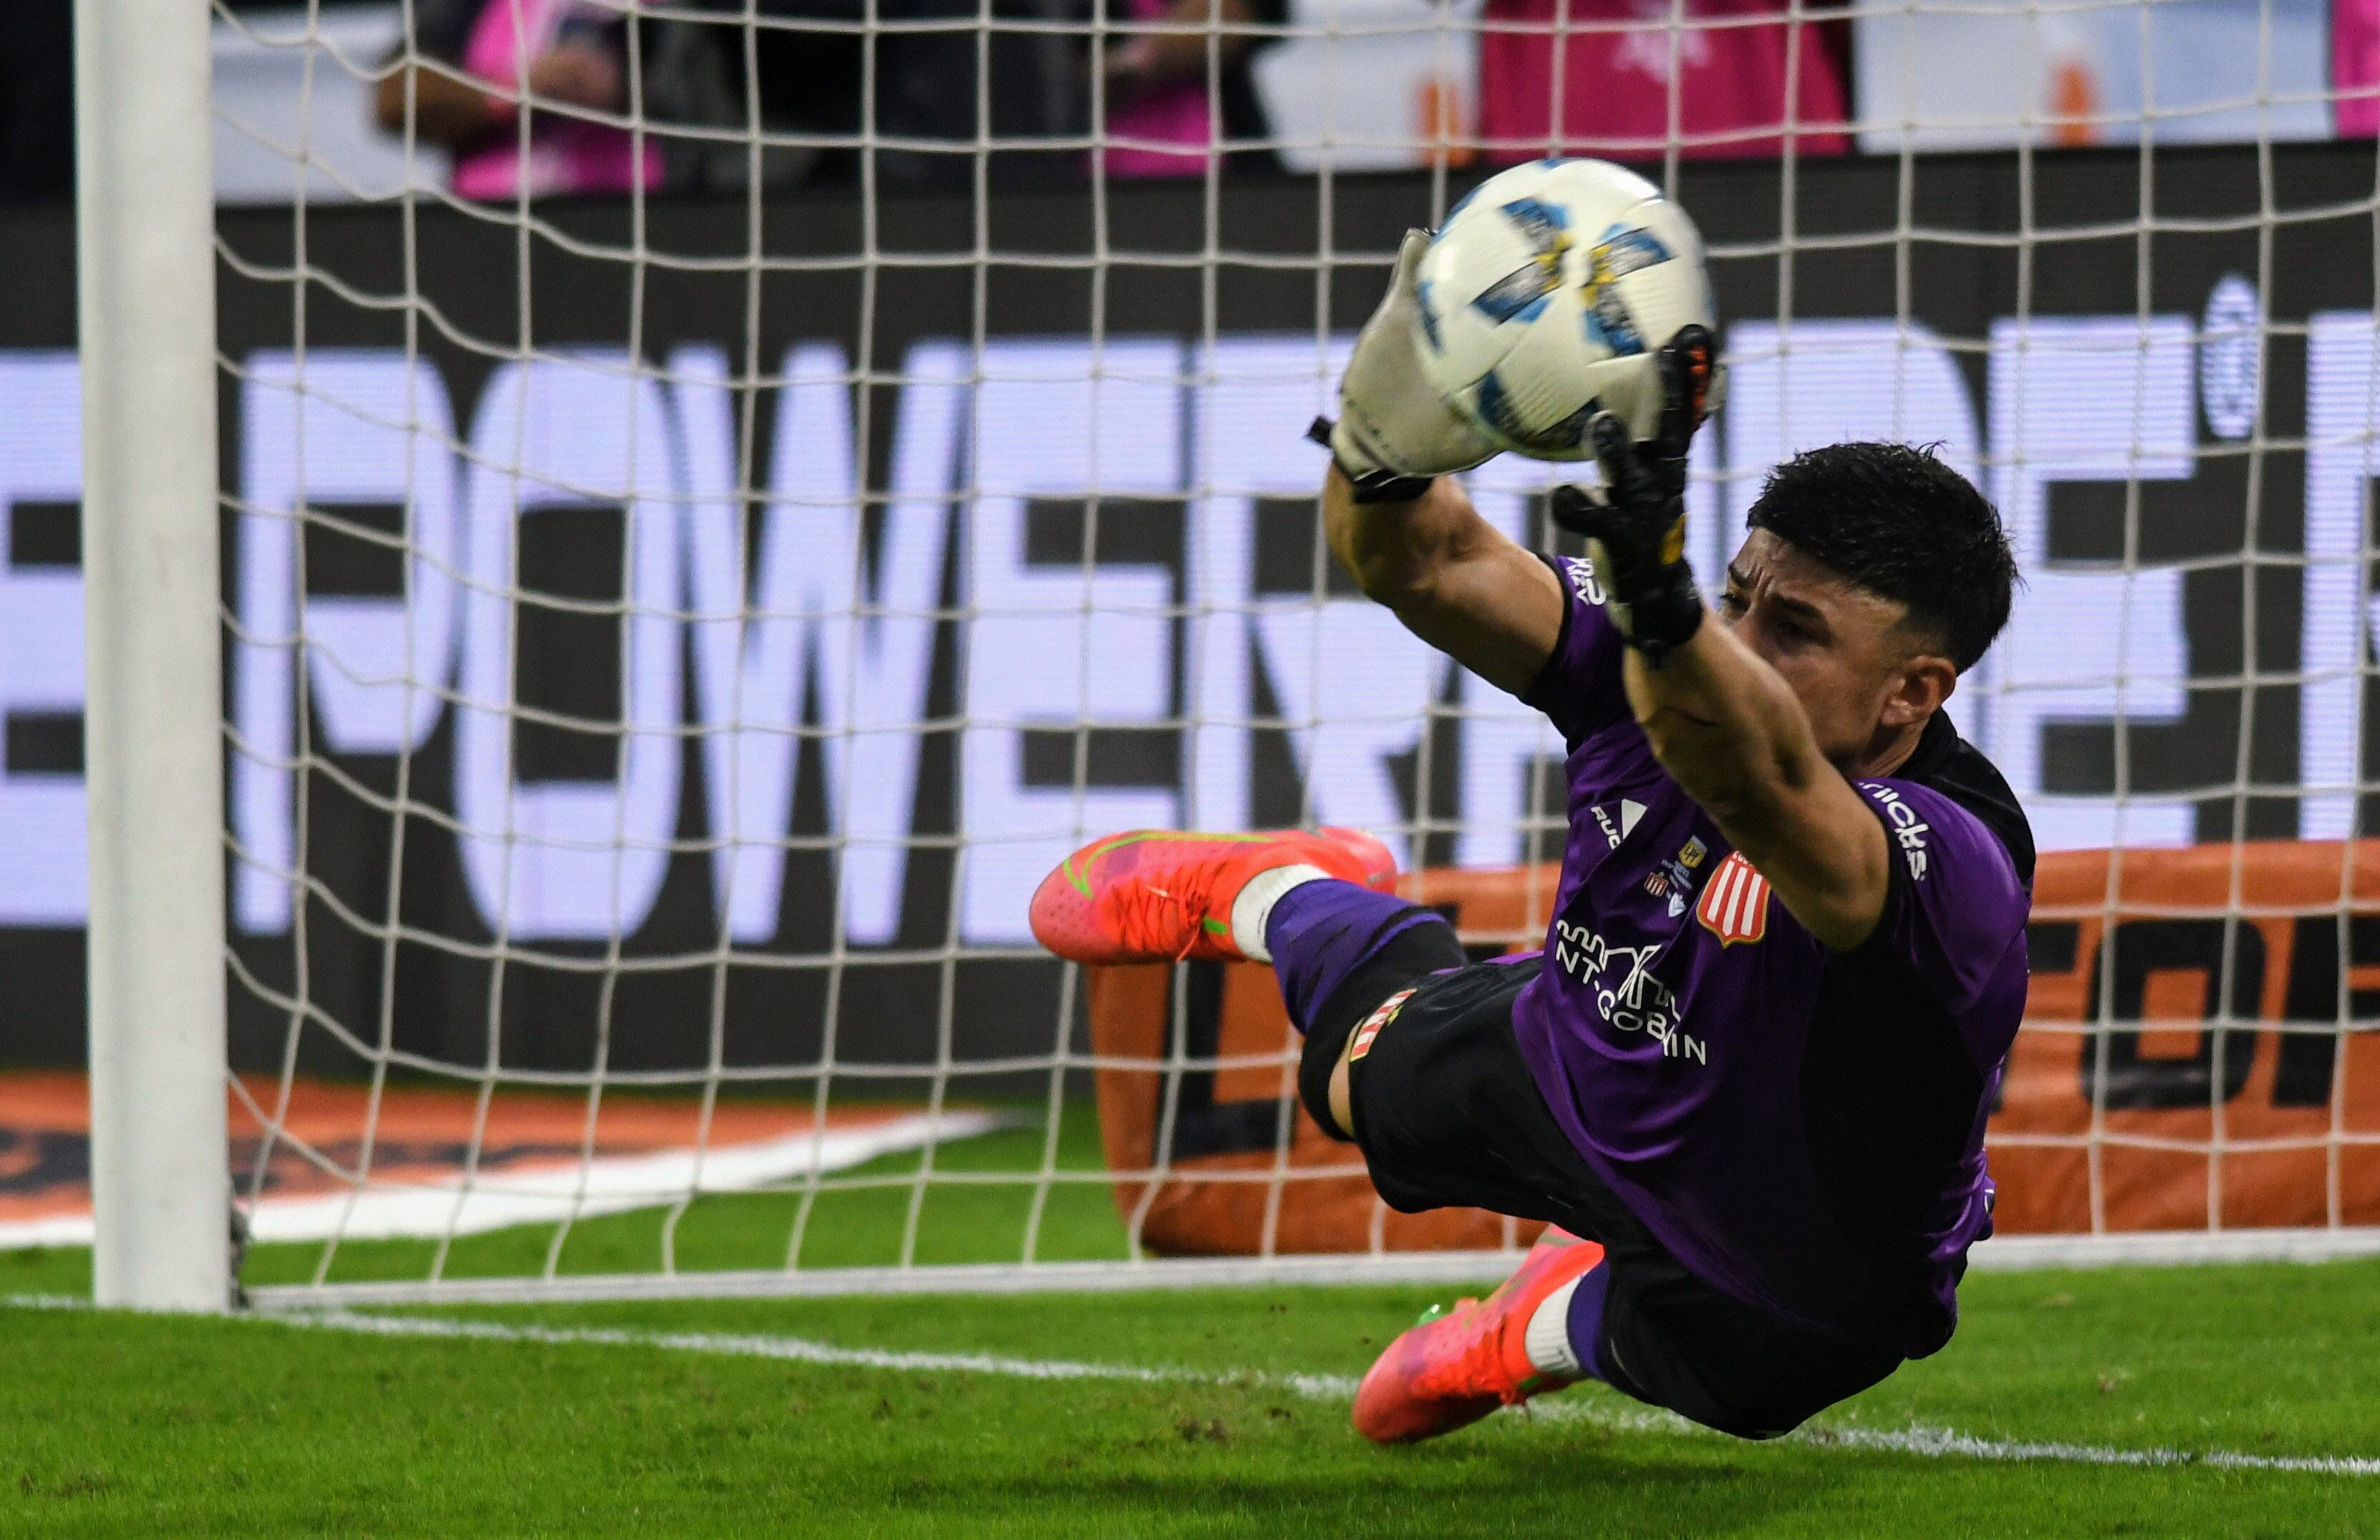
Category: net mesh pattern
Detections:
[{"x1": 203, "y1": 0, "x2": 2379, "y2": 1293}]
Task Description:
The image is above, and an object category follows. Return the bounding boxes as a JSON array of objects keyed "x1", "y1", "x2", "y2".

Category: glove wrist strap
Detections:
[
  {"x1": 1618, "y1": 577, "x2": 1704, "y2": 665},
  {"x1": 1571, "y1": 505, "x2": 1704, "y2": 665},
  {"x1": 1344, "y1": 466, "x2": 1437, "y2": 505},
  {"x1": 1309, "y1": 416, "x2": 1436, "y2": 505}
]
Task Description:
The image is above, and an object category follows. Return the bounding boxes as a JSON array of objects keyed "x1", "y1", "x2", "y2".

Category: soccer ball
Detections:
[{"x1": 1412, "y1": 159, "x2": 1715, "y2": 460}]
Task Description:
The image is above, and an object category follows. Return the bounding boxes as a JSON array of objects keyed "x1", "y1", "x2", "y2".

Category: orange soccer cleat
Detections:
[
  {"x1": 1326, "y1": 825, "x2": 1402, "y2": 894},
  {"x1": 1028, "y1": 827, "x2": 1393, "y2": 966},
  {"x1": 1352, "y1": 1229, "x2": 1608, "y2": 1444}
]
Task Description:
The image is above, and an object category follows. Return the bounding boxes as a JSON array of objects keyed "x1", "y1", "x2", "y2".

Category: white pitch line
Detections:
[
  {"x1": 7, "y1": 1294, "x2": 2371, "y2": 1476},
  {"x1": 238, "y1": 1305, "x2": 2379, "y2": 1478}
]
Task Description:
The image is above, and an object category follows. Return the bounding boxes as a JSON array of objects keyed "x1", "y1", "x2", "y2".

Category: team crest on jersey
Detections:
[
  {"x1": 1695, "y1": 852, "x2": 1771, "y2": 945},
  {"x1": 1347, "y1": 988, "x2": 1416, "y2": 1062},
  {"x1": 1643, "y1": 836, "x2": 1708, "y2": 918}
]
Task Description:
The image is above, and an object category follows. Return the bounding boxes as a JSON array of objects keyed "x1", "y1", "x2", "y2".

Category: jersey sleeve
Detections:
[
  {"x1": 1850, "y1": 778, "x2": 2031, "y2": 1059},
  {"x1": 1519, "y1": 552, "x2": 1631, "y2": 748}
]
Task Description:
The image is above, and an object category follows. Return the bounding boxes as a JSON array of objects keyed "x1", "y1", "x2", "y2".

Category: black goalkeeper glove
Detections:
[{"x1": 1549, "y1": 326, "x2": 1719, "y2": 666}]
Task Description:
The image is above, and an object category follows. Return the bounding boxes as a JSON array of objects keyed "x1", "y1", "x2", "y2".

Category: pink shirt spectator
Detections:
[
  {"x1": 451, "y1": 0, "x2": 663, "y2": 200},
  {"x1": 1102, "y1": 0, "x2": 1222, "y2": 178},
  {"x1": 1478, "y1": 0, "x2": 1848, "y2": 161},
  {"x1": 2338, "y1": 0, "x2": 2380, "y2": 138}
]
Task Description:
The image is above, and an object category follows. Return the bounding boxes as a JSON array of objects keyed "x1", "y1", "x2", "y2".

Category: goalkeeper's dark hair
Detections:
[{"x1": 1744, "y1": 441, "x2": 2018, "y2": 673}]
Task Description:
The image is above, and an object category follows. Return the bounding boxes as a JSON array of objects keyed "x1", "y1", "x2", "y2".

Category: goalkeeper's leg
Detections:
[
  {"x1": 1335, "y1": 961, "x2": 1908, "y2": 1444},
  {"x1": 1119, "y1": 849, "x2": 1907, "y2": 1446},
  {"x1": 1031, "y1": 831, "x2": 1898, "y2": 1443},
  {"x1": 1027, "y1": 826, "x2": 1455, "y2": 1136},
  {"x1": 1199, "y1": 877, "x2": 1650, "y2": 1442}
]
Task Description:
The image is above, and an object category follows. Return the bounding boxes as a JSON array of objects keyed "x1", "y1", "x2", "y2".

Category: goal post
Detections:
[
  {"x1": 47, "y1": 0, "x2": 2380, "y2": 1310},
  {"x1": 74, "y1": 0, "x2": 231, "y2": 1312}
]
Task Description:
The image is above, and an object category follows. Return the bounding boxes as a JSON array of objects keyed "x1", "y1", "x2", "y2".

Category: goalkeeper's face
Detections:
[{"x1": 1717, "y1": 531, "x2": 1960, "y2": 774}]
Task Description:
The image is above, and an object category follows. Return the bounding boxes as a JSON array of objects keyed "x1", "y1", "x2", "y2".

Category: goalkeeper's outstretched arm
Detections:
[
  {"x1": 1614, "y1": 597, "x2": 1894, "y2": 951},
  {"x1": 1315, "y1": 233, "x2": 1892, "y2": 950},
  {"x1": 1559, "y1": 336, "x2": 1897, "y2": 953},
  {"x1": 1321, "y1": 466, "x2": 1566, "y2": 698},
  {"x1": 1314, "y1": 227, "x2": 1570, "y2": 696}
]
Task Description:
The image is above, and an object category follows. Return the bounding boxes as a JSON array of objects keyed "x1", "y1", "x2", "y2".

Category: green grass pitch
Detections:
[{"x1": 3, "y1": 1111, "x2": 2375, "y2": 1537}]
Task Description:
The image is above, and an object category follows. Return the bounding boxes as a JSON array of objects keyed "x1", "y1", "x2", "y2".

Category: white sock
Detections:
[
  {"x1": 1228, "y1": 863, "x2": 1330, "y2": 963},
  {"x1": 1523, "y1": 1277, "x2": 1586, "y2": 1380}
]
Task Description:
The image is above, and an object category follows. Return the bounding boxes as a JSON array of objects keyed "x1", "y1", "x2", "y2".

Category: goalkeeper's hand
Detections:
[
  {"x1": 1318, "y1": 229, "x2": 1502, "y2": 503},
  {"x1": 1550, "y1": 325, "x2": 1718, "y2": 665}
]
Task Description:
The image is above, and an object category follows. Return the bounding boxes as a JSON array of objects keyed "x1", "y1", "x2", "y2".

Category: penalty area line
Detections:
[{"x1": 236, "y1": 1304, "x2": 2380, "y2": 1478}]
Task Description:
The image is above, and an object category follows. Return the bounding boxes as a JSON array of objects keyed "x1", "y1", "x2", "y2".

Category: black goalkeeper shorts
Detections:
[{"x1": 1298, "y1": 930, "x2": 1902, "y2": 1440}]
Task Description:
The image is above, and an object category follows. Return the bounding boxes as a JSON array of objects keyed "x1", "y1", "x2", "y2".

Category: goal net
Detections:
[{"x1": 85, "y1": 0, "x2": 2380, "y2": 1304}]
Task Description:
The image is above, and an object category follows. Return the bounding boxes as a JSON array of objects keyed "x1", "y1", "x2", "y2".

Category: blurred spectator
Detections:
[
  {"x1": 663, "y1": 0, "x2": 1287, "y2": 190},
  {"x1": 675, "y1": 0, "x2": 1108, "y2": 191},
  {"x1": 1478, "y1": 0, "x2": 1848, "y2": 161},
  {"x1": 2341, "y1": 0, "x2": 2380, "y2": 138},
  {"x1": 1098, "y1": 0, "x2": 1287, "y2": 177},
  {"x1": 375, "y1": 0, "x2": 663, "y2": 198},
  {"x1": 0, "y1": 0, "x2": 74, "y2": 204}
]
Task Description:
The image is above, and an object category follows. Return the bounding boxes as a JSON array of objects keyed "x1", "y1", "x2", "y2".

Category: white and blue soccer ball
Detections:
[{"x1": 1412, "y1": 158, "x2": 1715, "y2": 460}]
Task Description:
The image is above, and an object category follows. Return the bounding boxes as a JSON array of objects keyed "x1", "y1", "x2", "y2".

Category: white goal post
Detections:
[
  {"x1": 76, "y1": 0, "x2": 231, "y2": 1312},
  {"x1": 59, "y1": 0, "x2": 2380, "y2": 1312}
]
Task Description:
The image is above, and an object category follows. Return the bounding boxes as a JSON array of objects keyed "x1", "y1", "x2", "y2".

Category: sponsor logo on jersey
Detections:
[
  {"x1": 1588, "y1": 799, "x2": 1647, "y2": 850},
  {"x1": 1346, "y1": 987, "x2": 1416, "y2": 1062},
  {"x1": 1695, "y1": 851, "x2": 1771, "y2": 945},
  {"x1": 1561, "y1": 554, "x2": 1608, "y2": 606},
  {"x1": 1862, "y1": 784, "x2": 1932, "y2": 880},
  {"x1": 1551, "y1": 918, "x2": 1702, "y2": 1063}
]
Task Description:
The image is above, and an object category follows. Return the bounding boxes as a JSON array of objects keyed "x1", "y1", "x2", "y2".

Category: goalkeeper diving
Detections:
[{"x1": 1029, "y1": 230, "x2": 2030, "y2": 1442}]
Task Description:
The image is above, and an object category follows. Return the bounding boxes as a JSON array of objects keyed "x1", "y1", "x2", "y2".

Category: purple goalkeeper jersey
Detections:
[{"x1": 1510, "y1": 554, "x2": 2033, "y2": 1355}]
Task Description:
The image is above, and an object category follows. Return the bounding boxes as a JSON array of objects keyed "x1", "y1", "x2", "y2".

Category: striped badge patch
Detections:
[
  {"x1": 1346, "y1": 988, "x2": 1417, "y2": 1062},
  {"x1": 1695, "y1": 852, "x2": 1771, "y2": 945}
]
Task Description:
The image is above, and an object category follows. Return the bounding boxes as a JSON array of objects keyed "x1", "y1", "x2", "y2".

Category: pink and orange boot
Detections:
[
  {"x1": 1352, "y1": 1229, "x2": 1607, "y2": 1443},
  {"x1": 1028, "y1": 827, "x2": 1395, "y2": 965}
]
